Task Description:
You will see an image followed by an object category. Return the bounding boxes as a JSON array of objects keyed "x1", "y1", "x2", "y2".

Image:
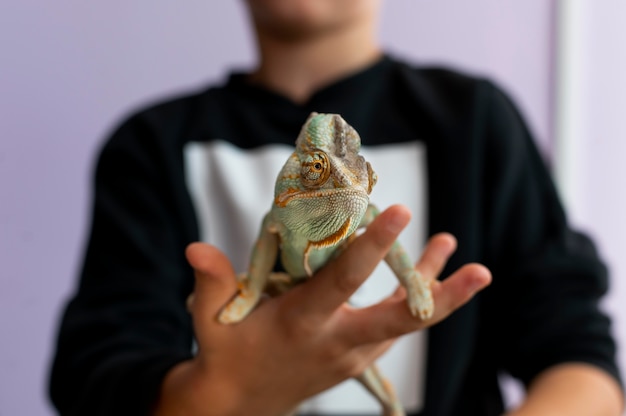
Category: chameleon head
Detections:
[{"x1": 274, "y1": 112, "x2": 377, "y2": 249}]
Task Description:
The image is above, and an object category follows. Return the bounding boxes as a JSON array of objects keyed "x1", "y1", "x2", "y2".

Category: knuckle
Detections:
[
  {"x1": 375, "y1": 320, "x2": 409, "y2": 341},
  {"x1": 332, "y1": 270, "x2": 360, "y2": 295},
  {"x1": 321, "y1": 341, "x2": 348, "y2": 363},
  {"x1": 368, "y1": 226, "x2": 392, "y2": 252},
  {"x1": 334, "y1": 355, "x2": 365, "y2": 379},
  {"x1": 340, "y1": 357, "x2": 369, "y2": 378},
  {"x1": 280, "y1": 312, "x2": 322, "y2": 341},
  {"x1": 318, "y1": 339, "x2": 365, "y2": 378},
  {"x1": 378, "y1": 323, "x2": 401, "y2": 340},
  {"x1": 317, "y1": 335, "x2": 369, "y2": 379}
]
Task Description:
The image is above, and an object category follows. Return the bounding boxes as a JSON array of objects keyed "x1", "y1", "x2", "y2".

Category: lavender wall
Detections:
[
  {"x1": 1, "y1": 2, "x2": 557, "y2": 414},
  {"x1": 555, "y1": 1, "x2": 626, "y2": 402}
]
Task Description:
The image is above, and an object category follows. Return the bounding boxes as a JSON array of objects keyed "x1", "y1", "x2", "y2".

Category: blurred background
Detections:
[{"x1": 1, "y1": 1, "x2": 624, "y2": 414}]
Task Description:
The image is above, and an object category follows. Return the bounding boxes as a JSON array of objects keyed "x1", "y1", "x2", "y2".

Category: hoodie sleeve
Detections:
[
  {"x1": 479, "y1": 81, "x2": 622, "y2": 387},
  {"x1": 49, "y1": 108, "x2": 198, "y2": 416}
]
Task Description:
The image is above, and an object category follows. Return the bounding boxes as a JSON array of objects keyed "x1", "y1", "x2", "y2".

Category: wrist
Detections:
[{"x1": 153, "y1": 359, "x2": 242, "y2": 416}]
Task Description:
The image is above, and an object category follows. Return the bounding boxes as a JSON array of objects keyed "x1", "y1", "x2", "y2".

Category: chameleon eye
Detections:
[{"x1": 301, "y1": 152, "x2": 330, "y2": 188}]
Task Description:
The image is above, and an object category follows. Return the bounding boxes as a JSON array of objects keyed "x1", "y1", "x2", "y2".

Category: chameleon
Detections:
[{"x1": 217, "y1": 112, "x2": 434, "y2": 416}]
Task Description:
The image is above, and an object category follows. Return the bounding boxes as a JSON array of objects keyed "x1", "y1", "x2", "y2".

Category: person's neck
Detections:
[{"x1": 249, "y1": 24, "x2": 382, "y2": 104}]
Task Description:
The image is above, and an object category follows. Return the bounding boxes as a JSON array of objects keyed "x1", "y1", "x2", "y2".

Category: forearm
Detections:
[{"x1": 505, "y1": 363, "x2": 623, "y2": 416}]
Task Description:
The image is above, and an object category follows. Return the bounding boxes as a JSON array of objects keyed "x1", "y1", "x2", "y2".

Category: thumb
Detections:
[{"x1": 185, "y1": 242, "x2": 238, "y2": 321}]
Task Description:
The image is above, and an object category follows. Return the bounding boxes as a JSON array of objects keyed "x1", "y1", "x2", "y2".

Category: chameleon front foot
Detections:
[
  {"x1": 218, "y1": 289, "x2": 260, "y2": 324},
  {"x1": 407, "y1": 293, "x2": 434, "y2": 321},
  {"x1": 405, "y1": 271, "x2": 434, "y2": 321}
]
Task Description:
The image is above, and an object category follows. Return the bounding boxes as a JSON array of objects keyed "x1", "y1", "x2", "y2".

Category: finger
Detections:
[
  {"x1": 430, "y1": 263, "x2": 492, "y2": 322},
  {"x1": 381, "y1": 285, "x2": 406, "y2": 304},
  {"x1": 284, "y1": 205, "x2": 412, "y2": 320},
  {"x1": 368, "y1": 233, "x2": 456, "y2": 312},
  {"x1": 416, "y1": 232, "x2": 457, "y2": 280},
  {"x1": 338, "y1": 263, "x2": 491, "y2": 345},
  {"x1": 185, "y1": 242, "x2": 238, "y2": 320},
  {"x1": 335, "y1": 339, "x2": 397, "y2": 380},
  {"x1": 352, "y1": 338, "x2": 396, "y2": 367}
]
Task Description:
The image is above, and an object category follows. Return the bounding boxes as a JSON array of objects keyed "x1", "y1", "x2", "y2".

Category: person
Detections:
[{"x1": 49, "y1": 1, "x2": 623, "y2": 415}]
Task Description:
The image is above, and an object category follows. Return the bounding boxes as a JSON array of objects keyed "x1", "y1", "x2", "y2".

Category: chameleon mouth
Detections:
[
  {"x1": 274, "y1": 187, "x2": 369, "y2": 244},
  {"x1": 274, "y1": 187, "x2": 367, "y2": 208},
  {"x1": 275, "y1": 188, "x2": 334, "y2": 207}
]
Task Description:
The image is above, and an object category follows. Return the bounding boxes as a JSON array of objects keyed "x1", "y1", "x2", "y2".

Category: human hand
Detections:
[{"x1": 154, "y1": 205, "x2": 491, "y2": 416}]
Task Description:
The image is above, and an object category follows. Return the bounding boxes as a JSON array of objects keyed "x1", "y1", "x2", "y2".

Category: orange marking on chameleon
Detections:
[
  {"x1": 303, "y1": 241, "x2": 314, "y2": 277},
  {"x1": 274, "y1": 188, "x2": 300, "y2": 207},
  {"x1": 275, "y1": 189, "x2": 331, "y2": 207},
  {"x1": 311, "y1": 217, "x2": 352, "y2": 249},
  {"x1": 302, "y1": 218, "x2": 352, "y2": 277},
  {"x1": 280, "y1": 173, "x2": 300, "y2": 180},
  {"x1": 239, "y1": 289, "x2": 255, "y2": 300}
]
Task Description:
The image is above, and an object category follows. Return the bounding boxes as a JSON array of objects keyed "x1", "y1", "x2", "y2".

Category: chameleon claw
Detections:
[
  {"x1": 407, "y1": 295, "x2": 434, "y2": 321},
  {"x1": 402, "y1": 270, "x2": 434, "y2": 320}
]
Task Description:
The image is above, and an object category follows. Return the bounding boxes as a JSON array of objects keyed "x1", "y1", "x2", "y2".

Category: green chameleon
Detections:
[{"x1": 218, "y1": 112, "x2": 434, "y2": 416}]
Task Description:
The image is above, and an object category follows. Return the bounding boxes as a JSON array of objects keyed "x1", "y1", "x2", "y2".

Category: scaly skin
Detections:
[{"x1": 216, "y1": 113, "x2": 434, "y2": 416}]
